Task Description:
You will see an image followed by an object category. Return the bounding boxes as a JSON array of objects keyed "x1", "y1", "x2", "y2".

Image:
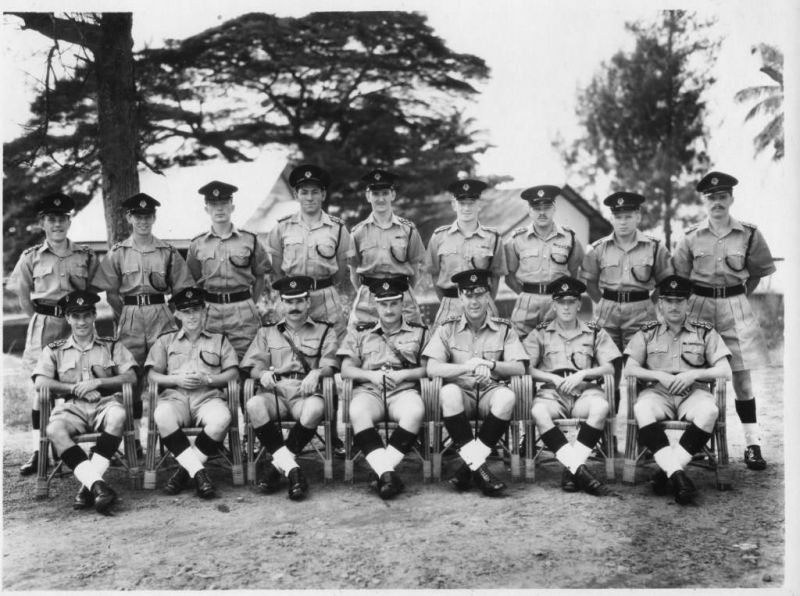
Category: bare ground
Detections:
[{"x1": 2, "y1": 360, "x2": 784, "y2": 590}]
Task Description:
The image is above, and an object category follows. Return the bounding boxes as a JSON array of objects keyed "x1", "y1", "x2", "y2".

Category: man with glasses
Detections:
[
  {"x1": 523, "y1": 276, "x2": 620, "y2": 496},
  {"x1": 347, "y1": 169, "x2": 426, "y2": 328},
  {"x1": 624, "y1": 275, "x2": 732, "y2": 505},
  {"x1": 92, "y1": 193, "x2": 194, "y2": 455},
  {"x1": 425, "y1": 180, "x2": 507, "y2": 329},
  {"x1": 505, "y1": 185, "x2": 584, "y2": 339},
  {"x1": 9, "y1": 193, "x2": 98, "y2": 476},
  {"x1": 186, "y1": 180, "x2": 271, "y2": 359},
  {"x1": 424, "y1": 269, "x2": 527, "y2": 496},
  {"x1": 673, "y1": 171, "x2": 775, "y2": 470}
]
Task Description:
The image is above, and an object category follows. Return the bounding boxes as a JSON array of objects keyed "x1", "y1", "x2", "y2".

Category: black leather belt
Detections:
[
  {"x1": 309, "y1": 276, "x2": 334, "y2": 290},
  {"x1": 549, "y1": 368, "x2": 579, "y2": 378},
  {"x1": 123, "y1": 294, "x2": 167, "y2": 306},
  {"x1": 275, "y1": 372, "x2": 305, "y2": 380},
  {"x1": 32, "y1": 300, "x2": 62, "y2": 317},
  {"x1": 691, "y1": 284, "x2": 746, "y2": 298},
  {"x1": 205, "y1": 289, "x2": 251, "y2": 304},
  {"x1": 441, "y1": 287, "x2": 459, "y2": 298},
  {"x1": 360, "y1": 275, "x2": 410, "y2": 286},
  {"x1": 522, "y1": 282, "x2": 549, "y2": 294},
  {"x1": 602, "y1": 289, "x2": 650, "y2": 302}
]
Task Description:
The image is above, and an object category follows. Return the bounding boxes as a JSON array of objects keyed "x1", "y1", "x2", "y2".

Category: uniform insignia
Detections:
[
  {"x1": 689, "y1": 320, "x2": 713, "y2": 330},
  {"x1": 186, "y1": 290, "x2": 193, "y2": 298},
  {"x1": 617, "y1": 197, "x2": 624, "y2": 206},
  {"x1": 433, "y1": 225, "x2": 449, "y2": 235},
  {"x1": 305, "y1": 171, "x2": 312, "y2": 178},
  {"x1": 711, "y1": 177, "x2": 718, "y2": 185},
  {"x1": 76, "y1": 297, "x2": 84, "y2": 305},
  {"x1": 586, "y1": 320, "x2": 600, "y2": 330},
  {"x1": 47, "y1": 339, "x2": 67, "y2": 349},
  {"x1": 670, "y1": 280, "x2": 677, "y2": 289},
  {"x1": 640, "y1": 320, "x2": 660, "y2": 331},
  {"x1": 561, "y1": 283, "x2": 569, "y2": 292},
  {"x1": 490, "y1": 317, "x2": 512, "y2": 326},
  {"x1": 511, "y1": 227, "x2": 527, "y2": 238},
  {"x1": 462, "y1": 183, "x2": 469, "y2": 191},
  {"x1": 535, "y1": 321, "x2": 549, "y2": 330},
  {"x1": 537, "y1": 189, "x2": 544, "y2": 197},
  {"x1": 382, "y1": 282, "x2": 389, "y2": 290},
  {"x1": 470, "y1": 274, "x2": 477, "y2": 282},
  {"x1": 289, "y1": 280, "x2": 297, "y2": 289},
  {"x1": 212, "y1": 189, "x2": 220, "y2": 197},
  {"x1": 139, "y1": 200, "x2": 146, "y2": 208},
  {"x1": 374, "y1": 173, "x2": 381, "y2": 181},
  {"x1": 356, "y1": 322, "x2": 377, "y2": 332},
  {"x1": 328, "y1": 214, "x2": 344, "y2": 224},
  {"x1": 407, "y1": 321, "x2": 428, "y2": 329},
  {"x1": 397, "y1": 216, "x2": 416, "y2": 228},
  {"x1": 54, "y1": 198, "x2": 61, "y2": 206}
]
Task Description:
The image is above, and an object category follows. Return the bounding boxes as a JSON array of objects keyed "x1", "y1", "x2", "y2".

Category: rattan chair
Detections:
[
  {"x1": 36, "y1": 383, "x2": 139, "y2": 498},
  {"x1": 243, "y1": 376, "x2": 335, "y2": 484},
  {"x1": 622, "y1": 377, "x2": 731, "y2": 490},
  {"x1": 524, "y1": 373, "x2": 616, "y2": 482},
  {"x1": 144, "y1": 379, "x2": 243, "y2": 489},
  {"x1": 341, "y1": 377, "x2": 436, "y2": 482}
]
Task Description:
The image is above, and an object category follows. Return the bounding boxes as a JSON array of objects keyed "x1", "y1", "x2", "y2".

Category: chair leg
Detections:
[
  {"x1": 714, "y1": 421, "x2": 732, "y2": 491},
  {"x1": 36, "y1": 435, "x2": 51, "y2": 499},
  {"x1": 344, "y1": 422, "x2": 355, "y2": 483},
  {"x1": 323, "y1": 419, "x2": 333, "y2": 483},
  {"x1": 228, "y1": 426, "x2": 244, "y2": 486},
  {"x1": 510, "y1": 422, "x2": 522, "y2": 482},
  {"x1": 523, "y1": 422, "x2": 536, "y2": 482},
  {"x1": 420, "y1": 425, "x2": 432, "y2": 482},
  {"x1": 622, "y1": 420, "x2": 640, "y2": 485},
  {"x1": 604, "y1": 424, "x2": 616, "y2": 483}
]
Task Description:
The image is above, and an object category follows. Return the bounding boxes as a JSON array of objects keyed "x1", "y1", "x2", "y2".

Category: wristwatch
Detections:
[{"x1": 489, "y1": 360, "x2": 497, "y2": 371}]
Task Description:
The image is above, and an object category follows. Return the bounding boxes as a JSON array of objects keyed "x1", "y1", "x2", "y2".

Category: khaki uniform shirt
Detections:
[
  {"x1": 240, "y1": 319, "x2": 339, "y2": 377},
  {"x1": 10, "y1": 240, "x2": 98, "y2": 303},
  {"x1": 33, "y1": 334, "x2": 137, "y2": 390},
  {"x1": 425, "y1": 221, "x2": 507, "y2": 290},
  {"x1": 624, "y1": 320, "x2": 731, "y2": 373},
  {"x1": 523, "y1": 319, "x2": 621, "y2": 372},
  {"x1": 349, "y1": 213, "x2": 425, "y2": 278},
  {"x1": 187, "y1": 225, "x2": 271, "y2": 293},
  {"x1": 581, "y1": 230, "x2": 672, "y2": 291},
  {"x1": 267, "y1": 211, "x2": 351, "y2": 280},
  {"x1": 505, "y1": 223, "x2": 584, "y2": 283}
]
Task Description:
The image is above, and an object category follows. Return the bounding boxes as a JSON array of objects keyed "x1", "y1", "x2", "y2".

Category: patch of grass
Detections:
[
  {"x1": 752, "y1": 293, "x2": 784, "y2": 363},
  {"x1": 3, "y1": 354, "x2": 32, "y2": 430}
]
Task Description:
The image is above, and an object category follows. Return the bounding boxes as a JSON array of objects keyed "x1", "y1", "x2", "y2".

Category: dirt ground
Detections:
[{"x1": 2, "y1": 357, "x2": 785, "y2": 590}]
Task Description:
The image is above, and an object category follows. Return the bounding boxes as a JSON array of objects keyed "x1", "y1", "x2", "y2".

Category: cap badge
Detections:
[
  {"x1": 537, "y1": 190, "x2": 544, "y2": 197},
  {"x1": 670, "y1": 281, "x2": 677, "y2": 289},
  {"x1": 617, "y1": 197, "x2": 625, "y2": 206},
  {"x1": 76, "y1": 297, "x2": 84, "y2": 305},
  {"x1": 469, "y1": 274, "x2": 477, "y2": 282},
  {"x1": 711, "y1": 177, "x2": 718, "y2": 185},
  {"x1": 304, "y1": 171, "x2": 312, "y2": 179},
  {"x1": 382, "y1": 282, "x2": 389, "y2": 290},
  {"x1": 289, "y1": 280, "x2": 297, "y2": 289},
  {"x1": 462, "y1": 183, "x2": 469, "y2": 191},
  {"x1": 212, "y1": 189, "x2": 220, "y2": 197},
  {"x1": 186, "y1": 291, "x2": 193, "y2": 298},
  {"x1": 561, "y1": 283, "x2": 569, "y2": 292},
  {"x1": 139, "y1": 200, "x2": 147, "y2": 208},
  {"x1": 375, "y1": 173, "x2": 381, "y2": 180},
  {"x1": 54, "y1": 198, "x2": 61, "y2": 206}
]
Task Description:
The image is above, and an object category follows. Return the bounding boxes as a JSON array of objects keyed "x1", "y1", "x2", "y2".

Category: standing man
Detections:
[
  {"x1": 673, "y1": 171, "x2": 775, "y2": 470},
  {"x1": 624, "y1": 275, "x2": 732, "y2": 504},
  {"x1": 581, "y1": 191, "x2": 672, "y2": 407},
  {"x1": 146, "y1": 287, "x2": 240, "y2": 499},
  {"x1": 348, "y1": 169, "x2": 426, "y2": 328},
  {"x1": 34, "y1": 290, "x2": 137, "y2": 514},
  {"x1": 92, "y1": 193, "x2": 194, "y2": 454},
  {"x1": 524, "y1": 276, "x2": 620, "y2": 496},
  {"x1": 504, "y1": 185, "x2": 584, "y2": 338},
  {"x1": 240, "y1": 276, "x2": 339, "y2": 500},
  {"x1": 9, "y1": 192, "x2": 98, "y2": 476},
  {"x1": 339, "y1": 277, "x2": 428, "y2": 499},
  {"x1": 424, "y1": 269, "x2": 528, "y2": 496},
  {"x1": 425, "y1": 179, "x2": 507, "y2": 329},
  {"x1": 187, "y1": 180, "x2": 272, "y2": 359}
]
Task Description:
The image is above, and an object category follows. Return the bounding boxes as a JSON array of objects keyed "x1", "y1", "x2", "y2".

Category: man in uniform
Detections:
[
  {"x1": 9, "y1": 192, "x2": 98, "y2": 476},
  {"x1": 524, "y1": 276, "x2": 620, "y2": 496},
  {"x1": 339, "y1": 277, "x2": 428, "y2": 499},
  {"x1": 424, "y1": 269, "x2": 527, "y2": 496},
  {"x1": 92, "y1": 193, "x2": 194, "y2": 454},
  {"x1": 504, "y1": 185, "x2": 584, "y2": 338},
  {"x1": 624, "y1": 275, "x2": 732, "y2": 505},
  {"x1": 425, "y1": 180, "x2": 507, "y2": 329},
  {"x1": 146, "y1": 287, "x2": 240, "y2": 499},
  {"x1": 187, "y1": 180, "x2": 272, "y2": 359},
  {"x1": 34, "y1": 290, "x2": 137, "y2": 514},
  {"x1": 673, "y1": 171, "x2": 775, "y2": 470},
  {"x1": 347, "y1": 169, "x2": 426, "y2": 328},
  {"x1": 241, "y1": 276, "x2": 339, "y2": 500},
  {"x1": 581, "y1": 191, "x2": 672, "y2": 408}
]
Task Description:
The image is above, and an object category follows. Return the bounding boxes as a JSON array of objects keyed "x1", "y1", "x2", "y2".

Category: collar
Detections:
[
  {"x1": 39, "y1": 239, "x2": 76, "y2": 255},
  {"x1": 612, "y1": 229, "x2": 649, "y2": 248},
  {"x1": 364, "y1": 212, "x2": 402, "y2": 230},
  {"x1": 119, "y1": 235, "x2": 171, "y2": 250},
  {"x1": 64, "y1": 333, "x2": 102, "y2": 351},
  {"x1": 176, "y1": 326, "x2": 213, "y2": 341},
  {"x1": 528, "y1": 222, "x2": 565, "y2": 241},
  {"x1": 277, "y1": 317, "x2": 316, "y2": 331},
  {"x1": 545, "y1": 318, "x2": 591, "y2": 338},
  {"x1": 288, "y1": 210, "x2": 336, "y2": 227},
  {"x1": 447, "y1": 220, "x2": 490, "y2": 238},
  {"x1": 373, "y1": 318, "x2": 414, "y2": 336},
  {"x1": 207, "y1": 223, "x2": 241, "y2": 240},
  {"x1": 697, "y1": 217, "x2": 745, "y2": 234},
  {"x1": 456, "y1": 313, "x2": 498, "y2": 332}
]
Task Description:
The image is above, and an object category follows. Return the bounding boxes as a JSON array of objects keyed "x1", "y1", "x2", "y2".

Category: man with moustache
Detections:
[{"x1": 672, "y1": 172, "x2": 775, "y2": 470}]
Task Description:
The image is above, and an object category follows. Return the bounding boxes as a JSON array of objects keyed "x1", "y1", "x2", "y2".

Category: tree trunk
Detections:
[{"x1": 94, "y1": 13, "x2": 138, "y2": 246}]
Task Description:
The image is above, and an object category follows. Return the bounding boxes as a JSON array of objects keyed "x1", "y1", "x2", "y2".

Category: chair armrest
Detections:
[
  {"x1": 226, "y1": 379, "x2": 239, "y2": 424},
  {"x1": 322, "y1": 376, "x2": 336, "y2": 423},
  {"x1": 511, "y1": 375, "x2": 533, "y2": 421},
  {"x1": 714, "y1": 377, "x2": 727, "y2": 412},
  {"x1": 421, "y1": 377, "x2": 442, "y2": 425}
]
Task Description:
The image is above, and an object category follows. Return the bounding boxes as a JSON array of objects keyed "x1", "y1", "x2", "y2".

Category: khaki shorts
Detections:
[
  {"x1": 157, "y1": 389, "x2": 231, "y2": 428},
  {"x1": 533, "y1": 382, "x2": 605, "y2": 420},
  {"x1": 50, "y1": 394, "x2": 125, "y2": 435},
  {"x1": 510, "y1": 292, "x2": 554, "y2": 339},
  {"x1": 596, "y1": 297, "x2": 657, "y2": 350},
  {"x1": 635, "y1": 383, "x2": 716, "y2": 423},
  {"x1": 250, "y1": 379, "x2": 324, "y2": 422},
  {"x1": 444, "y1": 382, "x2": 513, "y2": 419},
  {"x1": 350, "y1": 386, "x2": 423, "y2": 423}
]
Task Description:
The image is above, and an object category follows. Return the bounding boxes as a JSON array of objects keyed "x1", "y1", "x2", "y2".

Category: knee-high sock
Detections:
[
  {"x1": 355, "y1": 428, "x2": 391, "y2": 475},
  {"x1": 540, "y1": 426, "x2": 574, "y2": 470},
  {"x1": 639, "y1": 423, "x2": 678, "y2": 476},
  {"x1": 285, "y1": 423, "x2": 317, "y2": 455},
  {"x1": 62, "y1": 445, "x2": 102, "y2": 488},
  {"x1": 736, "y1": 399, "x2": 761, "y2": 446},
  {"x1": 572, "y1": 423, "x2": 604, "y2": 471},
  {"x1": 674, "y1": 423, "x2": 712, "y2": 470},
  {"x1": 162, "y1": 429, "x2": 203, "y2": 478},
  {"x1": 386, "y1": 426, "x2": 418, "y2": 469}
]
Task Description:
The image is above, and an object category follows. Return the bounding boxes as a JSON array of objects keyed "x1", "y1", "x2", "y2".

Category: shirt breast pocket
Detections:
[
  {"x1": 229, "y1": 246, "x2": 253, "y2": 268},
  {"x1": 570, "y1": 344, "x2": 595, "y2": 369},
  {"x1": 481, "y1": 342, "x2": 504, "y2": 362},
  {"x1": 693, "y1": 250, "x2": 715, "y2": 276},
  {"x1": 32, "y1": 260, "x2": 55, "y2": 284},
  {"x1": 167, "y1": 346, "x2": 189, "y2": 372},
  {"x1": 550, "y1": 243, "x2": 571, "y2": 266},
  {"x1": 282, "y1": 235, "x2": 305, "y2": 265},
  {"x1": 519, "y1": 246, "x2": 544, "y2": 271},
  {"x1": 681, "y1": 342, "x2": 707, "y2": 367},
  {"x1": 314, "y1": 235, "x2": 338, "y2": 260},
  {"x1": 469, "y1": 243, "x2": 495, "y2": 270},
  {"x1": 57, "y1": 352, "x2": 80, "y2": 382},
  {"x1": 630, "y1": 258, "x2": 653, "y2": 283},
  {"x1": 199, "y1": 350, "x2": 221, "y2": 369},
  {"x1": 724, "y1": 248, "x2": 746, "y2": 273},
  {"x1": 599, "y1": 253, "x2": 622, "y2": 281}
]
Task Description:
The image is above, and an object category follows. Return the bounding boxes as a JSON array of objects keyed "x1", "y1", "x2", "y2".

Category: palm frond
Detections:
[
  {"x1": 753, "y1": 113, "x2": 783, "y2": 155},
  {"x1": 744, "y1": 94, "x2": 783, "y2": 121},
  {"x1": 734, "y1": 85, "x2": 781, "y2": 103}
]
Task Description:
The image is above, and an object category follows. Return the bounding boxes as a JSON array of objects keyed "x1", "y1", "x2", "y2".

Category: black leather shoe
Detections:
[
  {"x1": 20, "y1": 451, "x2": 39, "y2": 476},
  {"x1": 561, "y1": 468, "x2": 578, "y2": 492},
  {"x1": 377, "y1": 471, "x2": 403, "y2": 500},
  {"x1": 472, "y1": 464, "x2": 507, "y2": 497},
  {"x1": 744, "y1": 445, "x2": 767, "y2": 470},
  {"x1": 448, "y1": 462, "x2": 473, "y2": 491},
  {"x1": 651, "y1": 469, "x2": 671, "y2": 496},
  {"x1": 257, "y1": 462, "x2": 282, "y2": 494},
  {"x1": 194, "y1": 469, "x2": 216, "y2": 499},
  {"x1": 574, "y1": 464, "x2": 615, "y2": 497},
  {"x1": 670, "y1": 469, "x2": 697, "y2": 505},
  {"x1": 287, "y1": 467, "x2": 309, "y2": 501},
  {"x1": 73, "y1": 485, "x2": 95, "y2": 510},
  {"x1": 164, "y1": 467, "x2": 190, "y2": 495},
  {"x1": 90, "y1": 480, "x2": 118, "y2": 514}
]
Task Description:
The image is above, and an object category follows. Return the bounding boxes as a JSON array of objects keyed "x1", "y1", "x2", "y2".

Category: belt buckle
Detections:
[
  {"x1": 713, "y1": 287, "x2": 725, "y2": 299},
  {"x1": 136, "y1": 294, "x2": 147, "y2": 306},
  {"x1": 618, "y1": 290, "x2": 629, "y2": 302},
  {"x1": 53, "y1": 305, "x2": 62, "y2": 317},
  {"x1": 221, "y1": 293, "x2": 231, "y2": 304}
]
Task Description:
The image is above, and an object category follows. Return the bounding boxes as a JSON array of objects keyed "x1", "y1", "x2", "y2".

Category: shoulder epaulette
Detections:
[
  {"x1": 239, "y1": 229, "x2": 256, "y2": 237},
  {"x1": 442, "y1": 315, "x2": 462, "y2": 325},
  {"x1": 407, "y1": 321, "x2": 428, "y2": 329},
  {"x1": 535, "y1": 321, "x2": 549, "y2": 330},
  {"x1": 262, "y1": 321, "x2": 278, "y2": 328},
  {"x1": 109, "y1": 242, "x2": 123, "y2": 251},
  {"x1": 640, "y1": 320, "x2": 660, "y2": 331},
  {"x1": 586, "y1": 320, "x2": 600, "y2": 330},
  {"x1": 311, "y1": 318, "x2": 334, "y2": 327},
  {"x1": 190, "y1": 231, "x2": 207, "y2": 242},
  {"x1": 328, "y1": 214, "x2": 344, "y2": 225},
  {"x1": 351, "y1": 220, "x2": 366, "y2": 234},
  {"x1": 482, "y1": 225, "x2": 499, "y2": 234},
  {"x1": 356, "y1": 322, "x2": 378, "y2": 332},
  {"x1": 740, "y1": 221, "x2": 757, "y2": 230},
  {"x1": 432, "y1": 225, "x2": 449, "y2": 235},
  {"x1": 277, "y1": 214, "x2": 293, "y2": 223},
  {"x1": 590, "y1": 236, "x2": 609, "y2": 249},
  {"x1": 22, "y1": 244, "x2": 42, "y2": 255},
  {"x1": 644, "y1": 234, "x2": 659, "y2": 243},
  {"x1": 75, "y1": 243, "x2": 93, "y2": 252},
  {"x1": 397, "y1": 216, "x2": 416, "y2": 228},
  {"x1": 561, "y1": 224, "x2": 574, "y2": 232},
  {"x1": 96, "y1": 336, "x2": 115, "y2": 343},
  {"x1": 511, "y1": 227, "x2": 527, "y2": 238},
  {"x1": 490, "y1": 316, "x2": 512, "y2": 326},
  {"x1": 689, "y1": 320, "x2": 713, "y2": 330},
  {"x1": 684, "y1": 224, "x2": 700, "y2": 235},
  {"x1": 47, "y1": 339, "x2": 67, "y2": 349},
  {"x1": 157, "y1": 329, "x2": 179, "y2": 339}
]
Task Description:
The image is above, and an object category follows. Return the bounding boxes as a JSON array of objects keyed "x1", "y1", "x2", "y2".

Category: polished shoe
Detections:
[
  {"x1": 257, "y1": 462, "x2": 283, "y2": 494},
  {"x1": 19, "y1": 451, "x2": 39, "y2": 476},
  {"x1": 448, "y1": 462, "x2": 473, "y2": 491},
  {"x1": 377, "y1": 471, "x2": 402, "y2": 500},
  {"x1": 472, "y1": 464, "x2": 507, "y2": 497},
  {"x1": 670, "y1": 469, "x2": 697, "y2": 505},
  {"x1": 164, "y1": 467, "x2": 190, "y2": 495},
  {"x1": 287, "y1": 467, "x2": 309, "y2": 501},
  {"x1": 651, "y1": 469, "x2": 671, "y2": 496},
  {"x1": 744, "y1": 445, "x2": 767, "y2": 470},
  {"x1": 194, "y1": 469, "x2": 216, "y2": 499},
  {"x1": 73, "y1": 485, "x2": 95, "y2": 510},
  {"x1": 561, "y1": 468, "x2": 578, "y2": 492},
  {"x1": 574, "y1": 464, "x2": 614, "y2": 497},
  {"x1": 90, "y1": 480, "x2": 118, "y2": 514}
]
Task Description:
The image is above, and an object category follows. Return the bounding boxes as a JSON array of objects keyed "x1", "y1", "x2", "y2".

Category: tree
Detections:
[
  {"x1": 559, "y1": 11, "x2": 717, "y2": 247},
  {"x1": 734, "y1": 43, "x2": 784, "y2": 161}
]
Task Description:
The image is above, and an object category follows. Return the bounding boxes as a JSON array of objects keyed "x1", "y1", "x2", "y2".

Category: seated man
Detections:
[
  {"x1": 523, "y1": 276, "x2": 621, "y2": 496},
  {"x1": 424, "y1": 269, "x2": 527, "y2": 496},
  {"x1": 624, "y1": 275, "x2": 732, "y2": 505},
  {"x1": 34, "y1": 290, "x2": 137, "y2": 515},
  {"x1": 338, "y1": 277, "x2": 428, "y2": 500},
  {"x1": 146, "y1": 288, "x2": 239, "y2": 499},
  {"x1": 241, "y1": 276, "x2": 339, "y2": 501}
]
